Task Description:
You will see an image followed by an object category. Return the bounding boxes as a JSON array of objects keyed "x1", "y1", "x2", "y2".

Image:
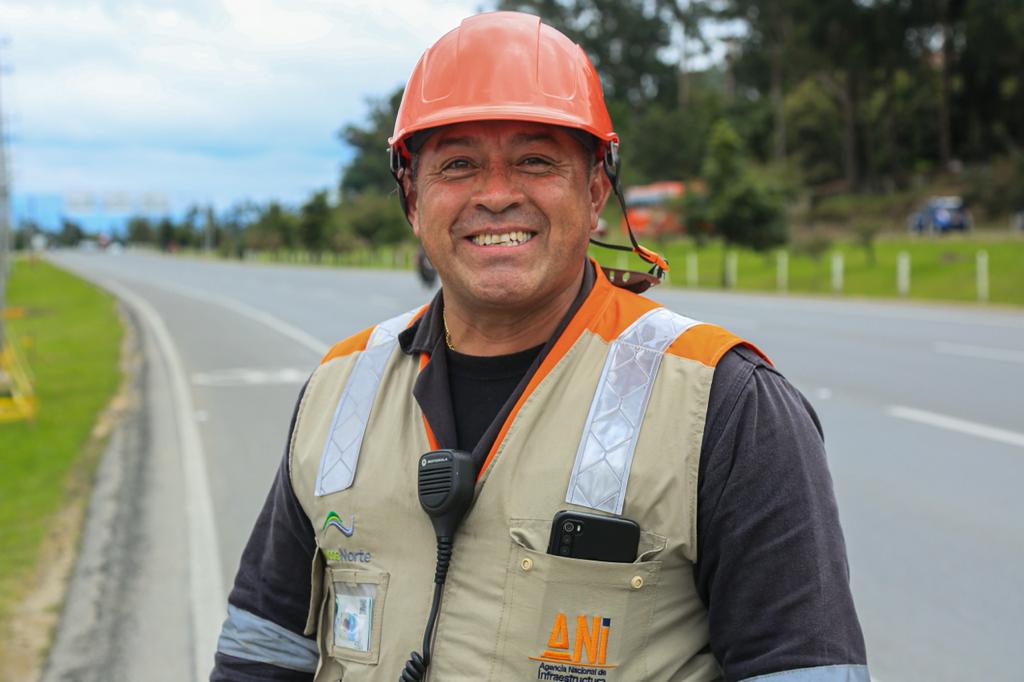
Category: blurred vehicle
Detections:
[
  {"x1": 415, "y1": 246, "x2": 437, "y2": 288},
  {"x1": 621, "y1": 180, "x2": 703, "y2": 238},
  {"x1": 908, "y1": 196, "x2": 972, "y2": 234}
]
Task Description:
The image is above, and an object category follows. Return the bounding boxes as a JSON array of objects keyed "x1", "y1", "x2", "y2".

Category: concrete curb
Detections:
[{"x1": 40, "y1": 301, "x2": 147, "y2": 682}]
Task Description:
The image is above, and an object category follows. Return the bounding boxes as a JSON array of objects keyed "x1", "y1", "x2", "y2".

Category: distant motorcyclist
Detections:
[{"x1": 415, "y1": 245, "x2": 437, "y2": 287}]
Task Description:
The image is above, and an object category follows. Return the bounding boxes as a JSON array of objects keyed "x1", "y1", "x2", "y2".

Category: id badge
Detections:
[{"x1": 333, "y1": 584, "x2": 376, "y2": 652}]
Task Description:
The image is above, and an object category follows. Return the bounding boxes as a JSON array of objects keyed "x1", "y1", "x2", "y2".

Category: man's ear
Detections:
[
  {"x1": 401, "y1": 172, "x2": 420, "y2": 237},
  {"x1": 588, "y1": 165, "x2": 612, "y2": 234}
]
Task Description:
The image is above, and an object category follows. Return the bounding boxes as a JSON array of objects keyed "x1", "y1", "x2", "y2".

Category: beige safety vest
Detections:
[{"x1": 289, "y1": 269, "x2": 756, "y2": 681}]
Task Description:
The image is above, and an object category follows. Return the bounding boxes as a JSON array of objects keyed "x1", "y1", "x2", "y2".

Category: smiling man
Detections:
[
  {"x1": 211, "y1": 11, "x2": 868, "y2": 682},
  {"x1": 406, "y1": 121, "x2": 609, "y2": 356}
]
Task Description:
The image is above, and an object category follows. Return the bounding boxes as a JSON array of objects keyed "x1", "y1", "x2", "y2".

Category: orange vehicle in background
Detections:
[{"x1": 622, "y1": 180, "x2": 704, "y2": 238}]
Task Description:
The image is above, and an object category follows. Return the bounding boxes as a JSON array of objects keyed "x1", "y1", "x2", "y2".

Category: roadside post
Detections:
[
  {"x1": 776, "y1": 250, "x2": 788, "y2": 292},
  {"x1": 686, "y1": 252, "x2": 698, "y2": 287},
  {"x1": 724, "y1": 250, "x2": 737, "y2": 289},
  {"x1": 831, "y1": 251, "x2": 844, "y2": 294},
  {"x1": 976, "y1": 250, "x2": 989, "y2": 303},
  {"x1": 897, "y1": 251, "x2": 911, "y2": 297}
]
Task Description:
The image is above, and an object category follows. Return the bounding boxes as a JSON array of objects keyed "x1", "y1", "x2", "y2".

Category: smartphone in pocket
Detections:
[{"x1": 547, "y1": 510, "x2": 640, "y2": 563}]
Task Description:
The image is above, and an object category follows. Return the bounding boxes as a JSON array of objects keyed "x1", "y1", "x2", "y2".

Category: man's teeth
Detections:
[{"x1": 470, "y1": 231, "x2": 533, "y2": 246}]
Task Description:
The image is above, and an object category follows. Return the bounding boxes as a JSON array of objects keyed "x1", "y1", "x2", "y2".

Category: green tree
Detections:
[
  {"x1": 954, "y1": 0, "x2": 1024, "y2": 160},
  {"x1": 219, "y1": 202, "x2": 259, "y2": 259},
  {"x1": 176, "y1": 206, "x2": 201, "y2": 249},
  {"x1": 246, "y1": 202, "x2": 297, "y2": 255},
  {"x1": 156, "y1": 217, "x2": 176, "y2": 251},
  {"x1": 126, "y1": 216, "x2": 154, "y2": 244},
  {"x1": 496, "y1": 0, "x2": 677, "y2": 109},
  {"x1": 340, "y1": 90, "x2": 404, "y2": 199},
  {"x1": 622, "y1": 79, "x2": 723, "y2": 183},
  {"x1": 14, "y1": 220, "x2": 43, "y2": 250},
  {"x1": 54, "y1": 218, "x2": 84, "y2": 247},
  {"x1": 784, "y1": 78, "x2": 843, "y2": 186},
  {"x1": 699, "y1": 120, "x2": 787, "y2": 251},
  {"x1": 299, "y1": 190, "x2": 331, "y2": 258},
  {"x1": 336, "y1": 191, "x2": 410, "y2": 247}
]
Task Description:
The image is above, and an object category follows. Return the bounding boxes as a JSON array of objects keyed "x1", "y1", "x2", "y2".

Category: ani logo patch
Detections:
[
  {"x1": 322, "y1": 511, "x2": 355, "y2": 537},
  {"x1": 530, "y1": 612, "x2": 616, "y2": 679}
]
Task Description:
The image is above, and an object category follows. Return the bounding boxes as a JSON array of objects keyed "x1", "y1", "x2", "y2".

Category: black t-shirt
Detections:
[{"x1": 445, "y1": 344, "x2": 544, "y2": 453}]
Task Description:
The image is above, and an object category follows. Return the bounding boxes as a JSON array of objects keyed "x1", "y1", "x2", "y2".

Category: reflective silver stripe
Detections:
[
  {"x1": 566, "y1": 307, "x2": 700, "y2": 514},
  {"x1": 216, "y1": 604, "x2": 319, "y2": 672},
  {"x1": 315, "y1": 309, "x2": 417, "y2": 497},
  {"x1": 740, "y1": 664, "x2": 871, "y2": 682}
]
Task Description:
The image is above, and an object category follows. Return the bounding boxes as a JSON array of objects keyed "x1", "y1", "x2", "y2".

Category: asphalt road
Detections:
[{"x1": 49, "y1": 250, "x2": 1024, "y2": 682}]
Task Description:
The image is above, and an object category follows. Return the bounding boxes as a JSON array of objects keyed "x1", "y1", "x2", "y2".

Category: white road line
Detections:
[
  {"x1": 101, "y1": 279, "x2": 225, "y2": 682},
  {"x1": 934, "y1": 341, "x2": 1024, "y2": 365},
  {"x1": 155, "y1": 282, "x2": 329, "y2": 356},
  {"x1": 887, "y1": 405, "x2": 1024, "y2": 449},
  {"x1": 192, "y1": 367, "x2": 310, "y2": 387}
]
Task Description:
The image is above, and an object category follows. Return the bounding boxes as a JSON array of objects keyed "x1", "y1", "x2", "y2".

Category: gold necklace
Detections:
[{"x1": 442, "y1": 310, "x2": 455, "y2": 351}]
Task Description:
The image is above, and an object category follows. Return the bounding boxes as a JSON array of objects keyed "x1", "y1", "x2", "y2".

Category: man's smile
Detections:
[{"x1": 467, "y1": 231, "x2": 536, "y2": 247}]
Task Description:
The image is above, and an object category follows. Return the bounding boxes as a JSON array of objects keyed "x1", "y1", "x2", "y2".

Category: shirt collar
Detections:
[{"x1": 398, "y1": 258, "x2": 597, "y2": 357}]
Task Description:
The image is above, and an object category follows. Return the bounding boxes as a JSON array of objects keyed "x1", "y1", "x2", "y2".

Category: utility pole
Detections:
[{"x1": 0, "y1": 42, "x2": 12, "y2": 355}]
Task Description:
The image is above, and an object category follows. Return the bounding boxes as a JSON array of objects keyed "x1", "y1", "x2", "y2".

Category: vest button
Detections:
[
  {"x1": 521, "y1": 557, "x2": 534, "y2": 571},
  {"x1": 630, "y1": 575, "x2": 644, "y2": 589}
]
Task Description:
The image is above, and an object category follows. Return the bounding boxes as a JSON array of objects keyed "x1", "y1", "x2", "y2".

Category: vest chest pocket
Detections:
[
  {"x1": 491, "y1": 519, "x2": 665, "y2": 681},
  {"x1": 320, "y1": 567, "x2": 389, "y2": 667}
]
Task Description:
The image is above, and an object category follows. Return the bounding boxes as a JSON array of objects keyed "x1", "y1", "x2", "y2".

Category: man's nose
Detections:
[{"x1": 472, "y1": 164, "x2": 524, "y2": 214}]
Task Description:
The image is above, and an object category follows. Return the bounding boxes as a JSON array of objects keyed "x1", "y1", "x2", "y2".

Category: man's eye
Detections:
[
  {"x1": 441, "y1": 159, "x2": 473, "y2": 172},
  {"x1": 520, "y1": 155, "x2": 552, "y2": 169}
]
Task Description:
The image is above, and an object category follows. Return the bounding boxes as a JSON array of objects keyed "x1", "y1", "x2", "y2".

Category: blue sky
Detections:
[{"x1": 0, "y1": 0, "x2": 481, "y2": 228}]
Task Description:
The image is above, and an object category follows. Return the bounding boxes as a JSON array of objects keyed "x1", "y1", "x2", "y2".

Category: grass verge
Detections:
[
  {"x1": 0, "y1": 258, "x2": 123, "y2": 658},
  {"x1": 590, "y1": 234, "x2": 1024, "y2": 306}
]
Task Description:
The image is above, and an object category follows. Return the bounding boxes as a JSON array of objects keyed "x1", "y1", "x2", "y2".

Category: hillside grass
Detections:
[{"x1": 590, "y1": 234, "x2": 1024, "y2": 306}]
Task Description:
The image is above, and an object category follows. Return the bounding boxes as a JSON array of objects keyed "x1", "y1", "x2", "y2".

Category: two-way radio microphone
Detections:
[{"x1": 399, "y1": 449, "x2": 476, "y2": 682}]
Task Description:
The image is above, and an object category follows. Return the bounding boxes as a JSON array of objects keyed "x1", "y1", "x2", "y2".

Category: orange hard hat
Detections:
[
  {"x1": 389, "y1": 11, "x2": 617, "y2": 160},
  {"x1": 390, "y1": 12, "x2": 670, "y2": 287}
]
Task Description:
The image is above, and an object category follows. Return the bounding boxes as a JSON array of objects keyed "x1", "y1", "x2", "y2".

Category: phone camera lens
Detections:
[
  {"x1": 562, "y1": 520, "x2": 576, "y2": 533},
  {"x1": 559, "y1": 545, "x2": 571, "y2": 556}
]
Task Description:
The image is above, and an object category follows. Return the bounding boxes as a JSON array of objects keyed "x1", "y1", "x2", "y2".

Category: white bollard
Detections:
[
  {"x1": 831, "y1": 251, "x2": 844, "y2": 294},
  {"x1": 776, "y1": 250, "x2": 788, "y2": 292},
  {"x1": 897, "y1": 251, "x2": 911, "y2": 296},
  {"x1": 725, "y1": 251, "x2": 738, "y2": 289},
  {"x1": 687, "y1": 253, "x2": 698, "y2": 287},
  {"x1": 977, "y1": 250, "x2": 989, "y2": 303}
]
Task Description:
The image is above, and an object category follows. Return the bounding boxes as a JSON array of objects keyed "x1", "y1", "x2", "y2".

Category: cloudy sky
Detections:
[{"x1": 0, "y1": 0, "x2": 483, "y2": 221}]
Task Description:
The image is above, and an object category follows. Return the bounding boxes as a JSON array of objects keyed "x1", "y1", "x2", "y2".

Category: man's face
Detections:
[{"x1": 405, "y1": 120, "x2": 611, "y2": 314}]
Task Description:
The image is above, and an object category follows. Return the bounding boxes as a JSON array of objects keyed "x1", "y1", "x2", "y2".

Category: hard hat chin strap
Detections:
[
  {"x1": 589, "y1": 141, "x2": 670, "y2": 282},
  {"x1": 389, "y1": 138, "x2": 670, "y2": 284},
  {"x1": 390, "y1": 145, "x2": 413, "y2": 223}
]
